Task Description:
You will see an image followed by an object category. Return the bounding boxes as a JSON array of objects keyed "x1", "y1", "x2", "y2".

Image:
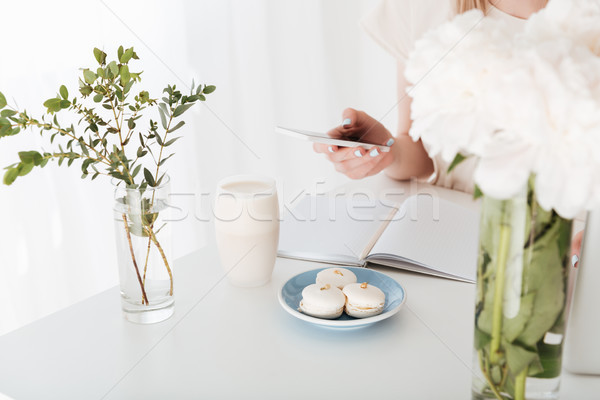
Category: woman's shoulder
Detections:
[{"x1": 361, "y1": 0, "x2": 454, "y2": 61}]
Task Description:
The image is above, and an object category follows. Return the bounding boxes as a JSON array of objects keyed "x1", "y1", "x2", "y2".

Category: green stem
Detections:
[
  {"x1": 141, "y1": 234, "x2": 152, "y2": 286},
  {"x1": 147, "y1": 226, "x2": 173, "y2": 296},
  {"x1": 490, "y1": 223, "x2": 511, "y2": 364},
  {"x1": 515, "y1": 366, "x2": 528, "y2": 400},
  {"x1": 122, "y1": 213, "x2": 149, "y2": 305},
  {"x1": 478, "y1": 350, "x2": 505, "y2": 400}
]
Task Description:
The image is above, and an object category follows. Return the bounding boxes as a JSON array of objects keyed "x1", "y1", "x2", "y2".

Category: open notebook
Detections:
[{"x1": 278, "y1": 194, "x2": 479, "y2": 282}]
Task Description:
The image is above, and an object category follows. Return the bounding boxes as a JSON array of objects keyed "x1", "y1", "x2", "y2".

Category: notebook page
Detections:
[
  {"x1": 278, "y1": 195, "x2": 396, "y2": 264},
  {"x1": 368, "y1": 194, "x2": 479, "y2": 281}
]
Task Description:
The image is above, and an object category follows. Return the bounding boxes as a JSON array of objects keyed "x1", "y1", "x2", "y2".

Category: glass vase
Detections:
[
  {"x1": 113, "y1": 176, "x2": 174, "y2": 324},
  {"x1": 472, "y1": 186, "x2": 572, "y2": 400}
]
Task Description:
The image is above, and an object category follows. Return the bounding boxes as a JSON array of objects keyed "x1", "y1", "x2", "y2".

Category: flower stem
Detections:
[
  {"x1": 478, "y1": 350, "x2": 505, "y2": 400},
  {"x1": 490, "y1": 222, "x2": 511, "y2": 364},
  {"x1": 148, "y1": 226, "x2": 173, "y2": 296},
  {"x1": 141, "y1": 235, "x2": 152, "y2": 286},
  {"x1": 515, "y1": 366, "x2": 528, "y2": 400},
  {"x1": 122, "y1": 213, "x2": 149, "y2": 305}
]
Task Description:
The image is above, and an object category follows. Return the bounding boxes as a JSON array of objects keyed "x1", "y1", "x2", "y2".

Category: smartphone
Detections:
[{"x1": 276, "y1": 126, "x2": 391, "y2": 152}]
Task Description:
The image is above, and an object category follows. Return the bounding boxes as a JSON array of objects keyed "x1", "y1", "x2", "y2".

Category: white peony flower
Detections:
[
  {"x1": 406, "y1": 0, "x2": 600, "y2": 218},
  {"x1": 405, "y1": 10, "x2": 514, "y2": 163},
  {"x1": 525, "y1": 0, "x2": 600, "y2": 56}
]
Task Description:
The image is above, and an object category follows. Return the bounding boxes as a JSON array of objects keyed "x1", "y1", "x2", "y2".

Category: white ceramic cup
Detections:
[{"x1": 214, "y1": 175, "x2": 280, "y2": 287}]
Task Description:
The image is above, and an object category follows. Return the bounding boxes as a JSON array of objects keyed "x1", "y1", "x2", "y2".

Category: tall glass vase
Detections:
[
  {"x1": 113, "y1": 176, "x2": 174, "y2": 324},
  {"x1": 472, "y1": 186, "x2": 572, "y2": 400}
]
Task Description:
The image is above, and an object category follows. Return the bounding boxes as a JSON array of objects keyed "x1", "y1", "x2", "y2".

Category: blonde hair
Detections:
[{"x1": 455, "y1": 0, "x2": 489, "y2": 13}]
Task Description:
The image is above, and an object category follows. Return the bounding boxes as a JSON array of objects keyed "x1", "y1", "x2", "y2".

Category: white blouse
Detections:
[{"x1": 361, "y1": 0, "x2": 526, "y2": 193}]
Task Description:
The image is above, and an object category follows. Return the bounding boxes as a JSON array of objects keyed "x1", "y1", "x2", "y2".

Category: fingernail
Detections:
[
  {"x1": 354, "y1": 149, "x2": 363, "y2": 158},
  {"x1": 572, "y1": 254, "x2": 579, "y2": 268},
  {"x1": 369, "y1": 148, "x2": 380, "y2": 157},
  {"x1": 342, "y1": 118, "x2": 351, "y2": 126},
  {"x1": 328, "y1": 146, "x2": 335, "y2": 153},
  {"x1": 386, "y1": 138, "x2": 395, "y2": 147}
]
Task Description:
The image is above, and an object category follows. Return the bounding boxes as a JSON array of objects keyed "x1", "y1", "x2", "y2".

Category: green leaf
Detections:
[
  {"x1": 144, "y1": 168, "x2": 156, "y2": 187},
  {"x1": 504, "y1": 340, "x2": 542, "y2": 377},
  {"x1": 164, "y1": 137, "x2": 181, "y2": 147},
  {"x1": 123, "y1": 80, "x2": 134, "y2": 95},
  {"x1": 155, "y1": 133, "x2": 164, "y2": 146},
  {"x1": 0, "y1": 92, "x2": 6, "y2": 109},
  {"x1": 158, "y1": 106, "x2": 168, "y2": 130},
  {"x1": 83, "y1": 69, "x2": 96, "y2": 85},
  {"x1": 132, "y1": 164, "x2": 142, "y2": 178},
  {"x1": 158, "y1": 102, "x2": 168, "y2": 115},
  {"x1": 120, "y1": 47, "x2": 134, "y2": 64},
  {"x1": 93, "y1": 47, "x2": 107, "y2": 65},
  {"x1": 502, "y1": 292, "x2": 536, "y2": 342},
  {"x1": 16, "y1": 161, "x2": 34, "y2": 177},
  {"x1": 168, "y1": 120, "x2": 185, "y2": 133},
  {"x1": 447, "y1": 153, "x2": 467, "y2": 173},
  {"x1": 93, "y1": 94, "x2": 103, "y2": 103},
  {"x1": 18, "y1": 151, "x2": 42, "y2": 165},
  {"x1": 473, "y1": 185, "x2": 483, "y2": 199},
  {"x1": 43, "y1": 98, "x2": 62, "y2": 113},
  {"x1": 516, "y1": 232, "x2": 565, "y2": 346},
  {"x1": 117, "y1": 45, "x2": 124, "y2": 61},
  {"x1": 79, "y1": 86, "x2": 93, "y2": 96},
  {"x1": 172, "y1": 103, "x2": 193, "y2": 118},
  {"x1": 533, "y1": 342, "x2": 563, "y2": 378},
  {"x1": 202, "y1": 85, "x2": 216, "y2": 94},
  {"x1": 3, "y1": 167, "x2": 19, "y2": 185},
  {"x1": 157, "y1": 172, "x2": 166, "y2": 186},
  {"x1": 474, "y1": 327, "x2": 491, "y2": 350},
  {"x1": 59, "y1": 85, "x2": 69, "y2": 100},
  {"x1": 81, "y1": 158, "x2": 93, "y2": 173},
  {"x1": 115, "y1": 88, "x2": 124, "y2": 102},
  {"x1": 109, "y1": 171, "x2": 126, "y2": 181},
  {"x1": 120, "y1": 65, "x2": 131, "y2": 85},
  {"x1": 108, "y1": 61, "x2": 119, "y2": 77},
  {"x1": 1, "y1": 109, "x2": 17, "y2": 117},
  {"x1": 60, "y1": 99, "x2": 71, "y2": 109}
]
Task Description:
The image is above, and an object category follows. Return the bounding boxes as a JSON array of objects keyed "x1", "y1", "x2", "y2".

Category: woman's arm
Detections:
[{"x1": 384, "y1": 63, "x2": 434, "y2": 180}]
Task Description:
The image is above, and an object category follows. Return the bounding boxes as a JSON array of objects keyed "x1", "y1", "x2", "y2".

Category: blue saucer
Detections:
[{"x1": 278, "y1": 267, "x2": 406, "y2": 329}]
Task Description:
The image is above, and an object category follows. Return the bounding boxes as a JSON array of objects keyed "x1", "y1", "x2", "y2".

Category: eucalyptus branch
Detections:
[
  {"x1": 11, "y1": 118, "x2": 111, "y2": 166},
  {"x1": 0, "y1": 46, "x2": 216, "y2": 308}
]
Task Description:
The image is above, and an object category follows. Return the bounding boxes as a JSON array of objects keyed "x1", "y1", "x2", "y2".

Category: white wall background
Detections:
[{"x1": 0, "y1": 0, "x2": 397, "y2": 336}]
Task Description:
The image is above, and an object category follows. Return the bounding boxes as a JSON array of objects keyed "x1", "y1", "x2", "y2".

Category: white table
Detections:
[{"x1": 0, "y1": 175, "x2": 598, "y2": 400}]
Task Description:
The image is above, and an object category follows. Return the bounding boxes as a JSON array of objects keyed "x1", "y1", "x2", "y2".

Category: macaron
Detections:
[
  {"x1": 299, "y1": 283, "x2": 346, "y2": 319},
  {"x1": 342, "y1": 282, "x2": 386, "y2": 318},
  {"x1": 316, "y1": 267, "x2": 357, "y2": 290}
]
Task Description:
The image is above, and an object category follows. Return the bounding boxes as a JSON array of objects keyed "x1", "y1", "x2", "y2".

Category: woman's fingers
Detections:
[
  {"x1": 326, "y1": 147, "x2": 364, "y2": 163},
  {"x1": 313, "y1": 142, "x2": 338, "y2": 154},
  {"x1": 333, "y1": 149, "x2": 392, "y2": 179},
  {"x1": 314, "y1": 109, "x2": 395, "y2": 181}
]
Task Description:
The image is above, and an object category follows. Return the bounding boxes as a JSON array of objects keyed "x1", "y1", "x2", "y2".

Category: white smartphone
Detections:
[{"x1": 276, "y1": 126, "x2": 391, "y2": 152}]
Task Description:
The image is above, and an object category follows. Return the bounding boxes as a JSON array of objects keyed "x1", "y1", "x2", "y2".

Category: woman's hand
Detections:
[{"x1": 313, "y1": 108, "x2": 395, "y2": 180}]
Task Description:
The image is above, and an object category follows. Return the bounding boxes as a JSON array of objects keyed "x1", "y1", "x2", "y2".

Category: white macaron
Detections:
[
  {"x1": 342, "y1": 282, "x2": 386, "y2": 318},
  {"x1": 315, "y1": 267, "x2": 357, "y2": 290},
  {"x1": 299, "y1": 283, "x2": 346, "y2": 319}
]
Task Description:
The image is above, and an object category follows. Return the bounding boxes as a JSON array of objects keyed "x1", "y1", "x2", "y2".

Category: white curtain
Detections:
[{"x1": 0, "y1": 0, "x2": 396, "y2": 335}]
